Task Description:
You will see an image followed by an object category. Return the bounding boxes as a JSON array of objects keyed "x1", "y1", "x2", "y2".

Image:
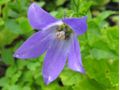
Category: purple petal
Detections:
[
  {"x1": 42, "y1": 39, "x2": 71, "y2": 84},
  {"x1": 68, "y1": 35, "x2": 85, "y2": 73},
  {"x1": 63, "y1": 16, "x2": 87, "y2": 35},
  {"x1": 14, "y1": 26, "x2": 57, "y2": 59},
  {"x1": 28, "y1": 3, "x2": 57, "y2": 30}
]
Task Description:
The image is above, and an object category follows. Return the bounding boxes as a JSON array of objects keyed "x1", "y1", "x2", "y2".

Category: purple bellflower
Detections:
[{"x1": 14, "y1": 3, "x2": 87, "y2": 84}]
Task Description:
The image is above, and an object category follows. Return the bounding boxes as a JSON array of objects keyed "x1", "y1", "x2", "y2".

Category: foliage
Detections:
[{"x1": 0, "y1": 0, "x2": 118, "y2": 90}]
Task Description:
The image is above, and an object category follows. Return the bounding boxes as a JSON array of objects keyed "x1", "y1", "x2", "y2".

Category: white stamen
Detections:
[{"x1": 56, "y1": 31, "x2": 65, "y2": 40}]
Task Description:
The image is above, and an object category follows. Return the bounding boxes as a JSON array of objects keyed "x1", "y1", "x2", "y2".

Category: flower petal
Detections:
[
  {"x1": 28, "y1": 3, "x2": 57, "y2": 30},
  {"x1": 42, "y1": 39, "x2": 71, "y2": 84},
  {"x1": 14, "y1": 26, "x2": 57, "y2": 59},
  {"x1": 68, "y1": 35, "x2": 85, "y2": 73},
  {"x1": 63, "y1": 16, "x2": 87, "y2": 35}
]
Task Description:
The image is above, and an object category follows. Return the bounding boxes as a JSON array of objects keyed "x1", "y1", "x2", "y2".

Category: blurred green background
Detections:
[{"x1": 0, "y1": 0, "x2": 119, "y2": 90}]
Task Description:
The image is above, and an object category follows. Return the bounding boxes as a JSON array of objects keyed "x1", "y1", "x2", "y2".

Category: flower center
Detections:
[
  {"x1": 56, "y1": 31, "x2": 65, "y2": 40},
  {"x1": 56, "y1": 24, "x2": 73, "y2": 40}
]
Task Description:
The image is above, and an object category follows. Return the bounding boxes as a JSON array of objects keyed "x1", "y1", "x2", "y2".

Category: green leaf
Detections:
[
  {"x1": 71, "y1": 0, "x2": 94, "y2": 16},
  {"x1": 11, "y1": 71, "x2": 22, "y2": 84},
  {"x1": 37, "y1": 1, "x2": 45, "y2": 7},
  {"x1": 9, "y1": 85, "x2": 22, "y2": 90},
  {"x1": 17, "y1": 17, "x2": 33, "y2": 35},
  {"x1": 83, "y1": 56, "x2": 117, "y2": 88},
  {"x1": 40, "y1": 80, "x2": 70, "y2": 90},
  {"x1": 23, "y1": 86, "x2": 31, "y2": 90},
  {"x1": 1, "y1": 49, "x2": 14, "y2": 65},
  {"x1": 0, "y1": 0, "x2": 10, "y2": 5},
  {"x1": 0, "y1": 18, "x2": 4, "y2": 26},
  {"x1": 97, "y1": 11, "x2": 115, "y2": 20},
  {"x1": 94, "y1": 11, "x2": 116, "y2": 27},
  {"x1": 26, "y1": 61, "x2": 40, "y2": 71},
  {"x1": 87, "y1": 21, "x2": 100, "y2": 46},
  {"x1": 5, "y1": 19, "x2": 22, "y2": 34},
  {"x1": 90, "y1": 48, "x2": 117, "y2": 60},
  {"x1": 101, "y1": 26, "x2": 118, "y2": 54},
  {"x1": 0, "y1": 29, "x2": 18, "y2": 47},
  {"x1": 21, "y1": 70, "x2": 33, "y2": 83},
  {"x1": 5, "y1": 66, "x2": 17, "y2": 78},
  {"x1": 60, "y1": 68, "x2": 83, "y2": 86},
  {"x1": 93, "y1": 0, "x2": 110, "y2": 6},
  {"x1": 73, "y1": 77, "x2": 106, "y2": 90},
  {"x1": 16, "y1": 60, "x2": 28, "y2": 70},
  {"x1": 112, "y1": 0, "x2": 119, "y2": 2},
  {"x1": 7, "y1": 9, "x2": 19, "y2": 18},
  {"x1": 107, "y1": 60, "x2": 119, "y2": 87},
  {"x1": 56, "y1": 0, "x2": 66, "y2": 6},
  {"x1": 0, "y1": 77, "x2": 9, "y2": 87}
]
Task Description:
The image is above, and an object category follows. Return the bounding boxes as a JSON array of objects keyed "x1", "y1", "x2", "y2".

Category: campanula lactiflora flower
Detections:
[{"x1": 14, "y1": 3, "x2": 87, "y2": 84}]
